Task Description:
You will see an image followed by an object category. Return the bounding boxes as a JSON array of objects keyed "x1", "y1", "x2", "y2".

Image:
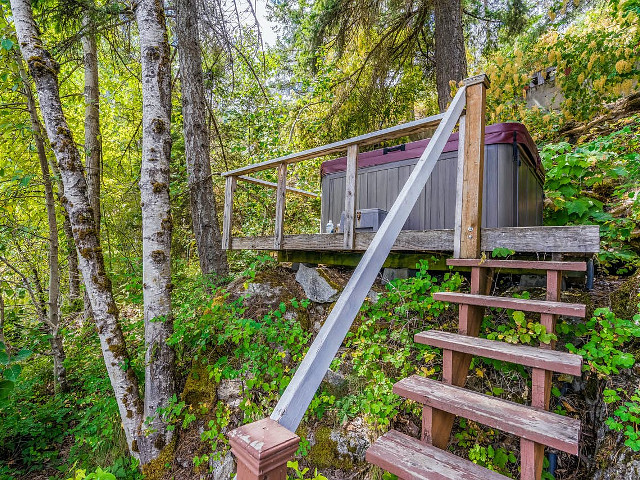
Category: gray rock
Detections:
[
  {"x1": 209, "y1": 451, "x2": 235, "y2": 480},
  {"x1": 519, "y1": 274, "x2": 546, "y2": 288},
  {"x1": 324, "y1": 369, "x2": 347, "y2": 389},
  {"x1": 382, "y1": 268, "x2": 412, "y2": 284},
  {"x1": 217, "y1": 379, "x2": 243, "y2": 408},
  {"x1": 367, "y1": 289, "x2": 379, "y2": 303},
  {"x1": 295, "y1": 264, "x2": 339, "y2": 303},
  {"x1": 245, "y1": 282, "x2": 283, "y2": 300},
  {"x1": 323, "y1": 368, "x2": 348, "y2": 397},
  {"x1": 329, "y1": 417, "x2": 371, "y2": 463},
  {"x1": 591, "y1": 450, "x2": 640, "y2": 479}
]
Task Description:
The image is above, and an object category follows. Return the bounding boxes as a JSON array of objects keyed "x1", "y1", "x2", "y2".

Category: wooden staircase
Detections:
[{"x1": 366, "y1": 259, "x2": 586, "y2": 480}]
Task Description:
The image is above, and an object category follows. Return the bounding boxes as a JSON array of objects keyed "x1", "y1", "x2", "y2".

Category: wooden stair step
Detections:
[
  {"x1": 366, "y1": 429, "x2": 510, "y2": 480},
  {"x1": 415, "y1": 330, "x2": 582, "y2": 376},
  {"x1": 447, "y1": 259, "x2": 587, "y2": 271},
  {"x1": 432, "y1": 292, "x2": 586, "y2": 317},
  {"x1": 394, "y1": 376, "x2": 580, "y2": 454}
]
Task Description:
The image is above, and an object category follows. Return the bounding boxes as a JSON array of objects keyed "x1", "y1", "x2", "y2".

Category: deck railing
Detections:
[
  {"x1": 220, "y1": 112, "x2": 446, "y2": 251},
  {"x1": 226, "y1": 75, "x2": 495, "y2": 480}
]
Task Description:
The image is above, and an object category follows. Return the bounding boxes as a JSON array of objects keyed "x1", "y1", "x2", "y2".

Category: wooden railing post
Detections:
[
  {"x1": 274, "y1": 162, "x2": 287, "y2": 249},
  {"x1": 229, "y1": 418, "x2": 299, "y2": 480},
  {"x1": 427, "y1": 74, "x2": 490, "y2": 449},
  {"x1": 459, "y1": 74, "x2": 488, "y2": 259},
  {"x1": 222, "y1": 175, "x2": 237, "y2": 250},
  {"x1": 343, "y1": 144, "x2": 358, "y2": 249}
]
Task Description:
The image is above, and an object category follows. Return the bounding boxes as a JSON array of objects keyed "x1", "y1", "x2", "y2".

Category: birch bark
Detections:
[
  {"x1": 175, "y1": 0, "x2": 228, "y2": 276},
  {"x1": 81, "y1": 13, "x2": 101, "y2": 233},
  {"x1": 134, "y1": 0, "x2": 177, "y2": 462},
  {"x1": 10, "y1": 0, "x2": 144, "y2": 456}
]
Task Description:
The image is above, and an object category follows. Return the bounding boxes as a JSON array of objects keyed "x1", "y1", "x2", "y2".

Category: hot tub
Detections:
[{"x1": 320, "y1": 122, "x2": 544, "y2": 231}]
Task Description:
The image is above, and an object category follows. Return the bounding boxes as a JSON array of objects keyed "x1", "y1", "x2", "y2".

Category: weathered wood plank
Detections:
[
  {"x1": 228, "y1": 225, "x2": 600, "y2": 254},
  {"x1": 343, "y1": 145, "x2": 358, "y2": 249},
  {"x1": 415, "y1": 330, "x2": 582, "y2": 376},
  {"x1": 481, "y1": 225, "x2": 600, "y2": 253},
  {"x1": 447, "y1": 259, "x2": 587, "y2": 271},
  {"x1": 366, "y1": 430, "x2": 510, "y2": 480},
  {"x1": 433, "y1": 292, "x2": 586, "y2": 317},
  {"x1": 274, "y1": 163, "x2": 287, "y2": 250},
  {"x1": 459, "y1": 76, "x2": 488, "y2": 258},
  {"x1": 270, "y1": 87, "x2": 467, "y2": 432},
  {"x1": 221, "y1": 113, "x2": 444, "y2": 177},
  {"x1": 222, "y1": 176, "x2": 237, "y2": 250},
  {"x1": 393, "y1": 376, "x2": 581, "y2": 454},
  {"x1": 237, "y1": 175, "x2": 318, "y2": 198}
]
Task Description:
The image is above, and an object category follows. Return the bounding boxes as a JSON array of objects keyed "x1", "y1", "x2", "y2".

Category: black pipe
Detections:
[{"x1": 586, "y1": 258, "x2": 595, "y2": 290}]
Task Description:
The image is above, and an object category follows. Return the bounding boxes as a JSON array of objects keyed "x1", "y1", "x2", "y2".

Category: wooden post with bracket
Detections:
[{"x1": 424, "y1": 73, "x2": 492, "y2": 449}]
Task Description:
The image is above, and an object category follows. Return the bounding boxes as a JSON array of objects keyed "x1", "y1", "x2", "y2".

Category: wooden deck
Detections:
[{"x1": 227, "y1": 225, "x2": 600, "y2": 255}]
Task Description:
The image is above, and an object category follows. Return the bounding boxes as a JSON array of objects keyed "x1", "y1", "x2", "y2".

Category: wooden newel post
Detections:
[
  {"x1": 222, "y1": 175, "x2": 237, "y2": 250},
  {"x1": 425, "y1": 73, "x2": 491, "y2": 449},
  {"x1": 274, "y1": 162, "x2": 287, "y2": 250},
  {"x1": 343, "y1": 144, "x2": 358, "y2": 249},
  {"x1": 458, "y1": 73, "x2": 489, "y2": 259},
  {"x1": 229, "y1": 418, "x2": 299, "y2": 480}
]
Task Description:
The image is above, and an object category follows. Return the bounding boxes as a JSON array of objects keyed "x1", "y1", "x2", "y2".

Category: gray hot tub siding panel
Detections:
[{"x1": 319, "y1": 143, "x2": 542, "y2": 232}]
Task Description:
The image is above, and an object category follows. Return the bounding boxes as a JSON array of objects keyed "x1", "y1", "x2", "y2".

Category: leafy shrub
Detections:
[
  {"x1": 604, "y1": 387, "x2": 640, "y2": 451},
  {"x1": 541, "y1": 125, "x2": 640, "y2": 272},
  {"x1": 562, "y1": 307, "x2": 640, "y2": 376},
  {"x1": 336, "y1": 259, "x2": 462, "y2": 428}
]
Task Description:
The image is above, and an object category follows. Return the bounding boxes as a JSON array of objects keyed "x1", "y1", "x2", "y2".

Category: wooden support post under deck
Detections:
[
  {"x1": 426, "y1": 74, "x2": 490, "y2": 450},
  {"x1": 343, "y1": 144, "x2": 358, "y2": 249},
  {"x1": 274, "y1": 162, "x2": 287, "y2": 250},
  {"x1": 524, "y1": 268, "x2": 563, "y2": 479},
  {"x1": 222, "y1": 175, "x2": 237, "y2": 250}
]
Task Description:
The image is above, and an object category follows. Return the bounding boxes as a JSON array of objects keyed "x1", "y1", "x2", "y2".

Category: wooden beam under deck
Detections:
[{"x1": 228, "y1": 225, "x2": 600, "y2": 255}]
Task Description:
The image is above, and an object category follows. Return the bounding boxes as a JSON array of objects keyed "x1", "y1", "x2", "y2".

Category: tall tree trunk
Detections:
[
  {"x1": 81, "y1": 13, "x2": 101, "y2": 322},
  {"x1": 175, "y1": 0, "x2": 228, "y2": 277},
  {"x1": 46, "y1": 149, "x2": 81, "y2": 304},
  {"x1": 0, "y1": 286, "x2": 7, "y2": 350},
  {"x1": 135, "y1": 0, "x2": 176, "y2": 463},
  {"x1": 81, "y1": 13, "x2": 101, "y2": 234},
  {"x1": 434, "y1": 0, "x2": 467, "y2": 112},
  {"x1": 63, "y1": 210, "x2": 81, "y2": 303},
  {"x1": 10, "y1": 0, "x2": 144, "y2": 457},
  {"x1": 17, "y1": 55, "x2": 68, "y2": 392}
]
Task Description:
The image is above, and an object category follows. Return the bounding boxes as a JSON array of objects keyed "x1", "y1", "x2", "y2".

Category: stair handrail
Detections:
[{"x1": 270, "y1": 85, "x2": 468, "y2": 432}]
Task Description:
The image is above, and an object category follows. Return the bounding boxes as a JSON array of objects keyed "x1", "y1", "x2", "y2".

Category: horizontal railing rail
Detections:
[{"x1": 220, "y1": 112, "x2": 445, "y2": 177}]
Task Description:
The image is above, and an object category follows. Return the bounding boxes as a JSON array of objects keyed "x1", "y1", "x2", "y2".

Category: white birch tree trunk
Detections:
[
  {"x1": 81, "y1": 13, "x2": 101, "y2": 233},
  {"x1": 10, "y1": 0, "x2": 144, "y2": 457},
  {"x1": 134, "y1": 0, "x2": 177, "y2": 463}
]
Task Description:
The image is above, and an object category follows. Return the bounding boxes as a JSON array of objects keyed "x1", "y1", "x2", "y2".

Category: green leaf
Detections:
[
  {"x1": 0, "y1": 38, "x2": 13, "y2": 51},
  {"x1": 566, "y1": 198, "x2": 593, "y2": 217},
  {"x1": 4, "y1": 364, "x2": 21, "y2": 382},
  {"x1": 0, "y1": 379, "x2": 14, "y2": 399},
  {"x1": 0, "y1": 351, "x2": 8, "y2": 365},
  {"x1": 14, "y1": 349, "x2": 32, "y2": 362}
]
